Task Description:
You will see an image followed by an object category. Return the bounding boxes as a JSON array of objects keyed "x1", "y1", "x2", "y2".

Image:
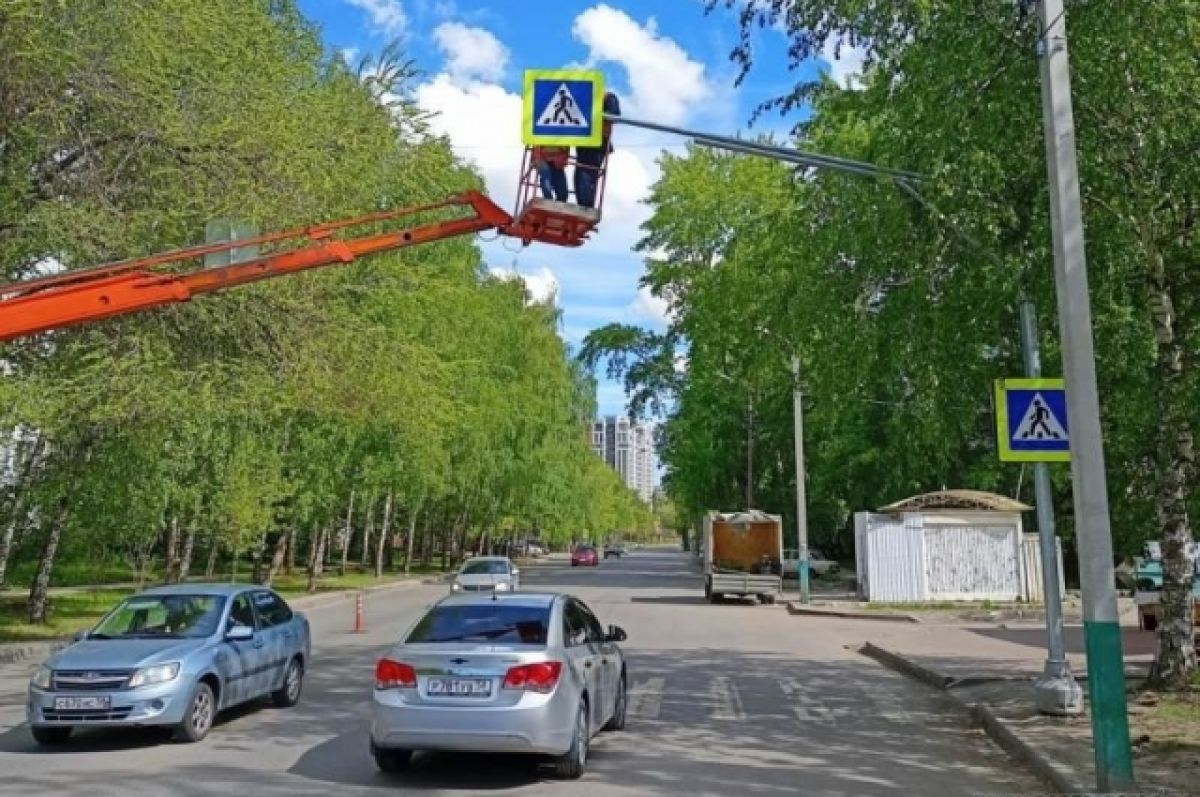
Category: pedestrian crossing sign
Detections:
[
  {"x1": 994, "y1": 378, "x2": 1071, "y2": 462},
  {"x1": 522, "y1": 69, "x2": 604, "y2": 147}
]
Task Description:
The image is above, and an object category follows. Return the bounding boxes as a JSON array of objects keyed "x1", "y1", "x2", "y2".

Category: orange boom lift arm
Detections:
[{"x1": 0, "y1": 191, "x2": 516, "y2": 342}]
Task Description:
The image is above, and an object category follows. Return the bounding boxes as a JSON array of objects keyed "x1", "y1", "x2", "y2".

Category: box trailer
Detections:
[{"x1": 702, "y1": 510, "x2": 783, "y2": 605}]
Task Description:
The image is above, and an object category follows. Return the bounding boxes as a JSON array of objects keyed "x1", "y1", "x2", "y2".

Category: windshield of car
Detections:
[
  {"x1": 576, "y1": 546, "x2": 594, "y2": 553},
  {"x1": 460, "y1": 560, "x2": 510, "y2": 576},
  {"x1": 406, "y1": 604, "x2": 549, "y2": 645},
  {"x1": 91, "y1": 594, "x2": 226, "y2": 639}
]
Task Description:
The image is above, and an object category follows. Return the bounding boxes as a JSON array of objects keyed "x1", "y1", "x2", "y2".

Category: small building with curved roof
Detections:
[{"x1": 855, "y1": 490, "x2": 1058, "y2": 603}]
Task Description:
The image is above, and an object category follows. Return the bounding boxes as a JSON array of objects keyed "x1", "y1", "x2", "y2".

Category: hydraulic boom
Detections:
[{"x1": 0, "y1": 191, "x2": 513, "y2": 342}]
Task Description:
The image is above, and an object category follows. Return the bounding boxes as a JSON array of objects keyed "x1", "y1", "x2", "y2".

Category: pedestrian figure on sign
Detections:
[
  {"x1": 552, "y1": 88, "x2": 579, "y2": 125},
  {"x1": 1024, "y1": 398, "x2": 1061, "y2": 439}
]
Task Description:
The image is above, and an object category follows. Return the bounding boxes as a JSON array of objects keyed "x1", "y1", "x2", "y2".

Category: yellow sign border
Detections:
[
  {"x1": 994, "y1": 378, "x2": 1071, "y2": 462},
  {"x1": 522, "y1": 69, "x2": 604, "y2": 147}
]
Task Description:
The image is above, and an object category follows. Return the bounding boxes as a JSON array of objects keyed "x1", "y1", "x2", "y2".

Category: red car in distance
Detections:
[{"x1": 570, "y1": 545, "x2": 599, "y2": 567}]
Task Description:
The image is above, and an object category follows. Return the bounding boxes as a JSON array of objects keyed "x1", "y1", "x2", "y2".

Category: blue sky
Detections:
[{"x1": 295, "y1": 0, "x2": 860, "y2": 416}]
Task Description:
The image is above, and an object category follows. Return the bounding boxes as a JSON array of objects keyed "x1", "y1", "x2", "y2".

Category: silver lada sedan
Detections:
[
  {"x1": 370, "y1": 592, "x2": 628, "y2": 779},
  {"x1": 27, "y1": 583, "x2": 310, "y2": 745}
]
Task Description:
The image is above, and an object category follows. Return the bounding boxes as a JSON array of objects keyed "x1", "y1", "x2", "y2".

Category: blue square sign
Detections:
[
  {"x1": 522, "y1": 69, "x2": 604, "y2": 147},
  {"x1": 994, "y1": 378, "x2": 1070, "y2": 462}
]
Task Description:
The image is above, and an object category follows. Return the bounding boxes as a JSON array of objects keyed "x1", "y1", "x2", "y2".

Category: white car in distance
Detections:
[{"x1": 452, "y1": 556, "x2": 520, "y2": 594}]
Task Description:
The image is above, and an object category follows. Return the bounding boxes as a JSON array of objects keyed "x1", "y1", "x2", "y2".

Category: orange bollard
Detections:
[{"x1": 353, "y1": 591, "x2": 365, "y2": 633}]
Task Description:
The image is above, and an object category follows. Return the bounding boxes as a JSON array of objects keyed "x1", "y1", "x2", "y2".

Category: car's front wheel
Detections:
[
  {"x1": 173, "y1": 681, "x2": 216, "y2": 743},
  {"x1": 31, "y1": 725, "x2": 71, "y2": 746},
  {"x1": 604, "y1": 675, "x2": 627, "y2": 732},
  {"x1": 272, "y1": 657, "x2": 304, "y2": 708},
  {"x1": 553, "y1": 699, "x2": 589, "y2": 779},
  {"x1": 373, "y1": 744, "x2": 413, "y2": 773}
]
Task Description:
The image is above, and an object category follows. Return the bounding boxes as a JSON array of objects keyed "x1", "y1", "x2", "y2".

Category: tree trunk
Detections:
[
  {"x1": 28, "y1": 501, "x2": 69, "y2": 624},
  {"x1": 1146, "y1": 245, "x2": 1198, "y2": 686},
  {"x1": 250, "y1": 532, "x2": 269, "y2": 584},
  {"x1": 0, "y1": 435, "x2": 46, "y2": 590},
  {"x1": 307, "y1": 526, "x2": 328, "y2": 592},
  {"x1": 263, "y1": 532, "x2": 289, "y2": 587},
  {"x1": 283, "y1": 527, "x2": 296, "y2": 576},
  {"x1": 205, "y1": 535, "x2": 219, "y2": 579},
  {"x1": 375, "y1": 490, "x2": 393, "y2": 578},
  {"x1": 339, "y1": 489, "x2": 355, "y2": 576},
  {"x1": 403, "y1": 506, "x2": 420, "y2": 575},
  {"x1": 178, "y1": 524, "x2": 196, "y2": 583},
  {"x1": 164, "y1": 515, "x2": 181, "y2": 584},
  {"x1": 361, "y1": 496, "x2": 376, "y2": 568}
]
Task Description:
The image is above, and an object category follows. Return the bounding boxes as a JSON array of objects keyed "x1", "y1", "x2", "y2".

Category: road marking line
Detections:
[
  {"x1": 709, "y1": 675, "x2": 745, "y2": 721},
  {"x1": 628, "y1": 676, "x2": 664, "y2": 720},
  {"x1": 779, "y1": 677, "x2": 836, "y2": 723}
]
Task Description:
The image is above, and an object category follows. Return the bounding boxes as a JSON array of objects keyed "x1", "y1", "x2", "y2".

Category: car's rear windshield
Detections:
[
  {"x1": 406, "y1": 604, "x2": 550, "y2": 645},
  {"x1": 461, "y1": 560, "x2": 509, "y2": 575}
]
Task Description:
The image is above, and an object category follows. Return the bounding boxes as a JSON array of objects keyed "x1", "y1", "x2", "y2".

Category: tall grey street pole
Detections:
[
  {"x1": 1019, "y1": 299, "x2": 1082, "y2": 716},
  {"x1": 790, "y1": 357, "x2": 810, "y2": 603},
  {"x1": 1036, "y1": 0, "x2": 1133, "y2": 788}
]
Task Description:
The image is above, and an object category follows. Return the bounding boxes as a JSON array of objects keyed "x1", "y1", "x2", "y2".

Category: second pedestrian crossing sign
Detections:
[
  {"x1": 994, "y1": 378, "x2": 1071, "y2": 462},
  {"x1": 522, "y1": 69, "x2": 604, "y2": 147}
]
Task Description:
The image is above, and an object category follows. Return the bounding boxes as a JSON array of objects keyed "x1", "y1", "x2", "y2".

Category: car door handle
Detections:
[
  {"x1": 253, "y1": 639, "x2": 265, "y2": 648},
  {"x1": 584, "y1": 661, "x2": 593, "y2": 669}
]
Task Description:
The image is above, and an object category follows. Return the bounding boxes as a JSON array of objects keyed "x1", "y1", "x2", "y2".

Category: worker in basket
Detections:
[
  {"x1": 532, "y1": 145, "x2": 569, "y2": 202},
  {"x1": 573, "y1": 91, "x2": 621, "y2": 209}
]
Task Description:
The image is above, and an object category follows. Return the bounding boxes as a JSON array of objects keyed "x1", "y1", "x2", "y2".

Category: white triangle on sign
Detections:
[
  {"x1": 1014, "y1": 392, "x2": 1068, "y2": 441},
  {"x1": 537, "y1": 83, "x2": 589, "y2": 128}
]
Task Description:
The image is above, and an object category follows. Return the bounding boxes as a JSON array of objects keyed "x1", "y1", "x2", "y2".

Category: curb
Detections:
[
  {"x1": 788, "y1": 603, "x2": 920, "y2": 624},
  {"x1": 969, "y1": 703, "x2": 1088, "y2": 794},
  {"x1": 858, "y1": 641, "x2": 954, "y2": 689},
  {"x1": 857, "y1": 642, "x2": 1089, "y2": 794}
]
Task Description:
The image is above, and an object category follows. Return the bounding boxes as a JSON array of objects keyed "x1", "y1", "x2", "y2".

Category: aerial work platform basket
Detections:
[{"x1": 505, "y1": 147, "x2": 608, "y2": 248}]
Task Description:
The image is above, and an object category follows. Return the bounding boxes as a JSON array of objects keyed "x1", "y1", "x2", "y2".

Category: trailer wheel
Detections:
[
  {"x1": 709, "y1": 592, "x2": 723, "y2": 604},
  {"x1": 760, "y1": 594, "x2": 777, "y2": 606}
]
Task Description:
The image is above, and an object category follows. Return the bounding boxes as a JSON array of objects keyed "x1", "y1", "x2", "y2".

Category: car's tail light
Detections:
[
  {"x1": 502, "y1": 661, "x2": 563, "y2": 693},
  {"x1": 375, "y1": 658, "x2": 417, "y2": 689}
]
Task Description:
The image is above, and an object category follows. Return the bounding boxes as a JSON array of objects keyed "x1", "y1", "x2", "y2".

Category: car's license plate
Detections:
[
  {"x1": 427, "y1": 677, "x2": 492, "y2": 697},
  {"x1": 53, "y1": 696, "x2": 111, "y2": 711}
]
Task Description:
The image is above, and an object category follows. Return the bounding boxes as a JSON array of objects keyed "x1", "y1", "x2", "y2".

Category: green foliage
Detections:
[
  {"x1": 0, "y1": 0, "x2": 653, "y2": 604},
  {"x1": 588, "y1": 1, "x2": 1200, "y2": 569}
]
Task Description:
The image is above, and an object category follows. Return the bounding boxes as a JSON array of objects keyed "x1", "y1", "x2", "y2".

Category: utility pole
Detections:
[
  {"x1": 791, "y1": 357, "x2": 810, "y2": 603},
  {"x1": 1019, "y1": 299, "x2": 1082, "y2": 716},
  {"x1": 1036, "y1": 0, "x2": 1133, "y2": 788}
]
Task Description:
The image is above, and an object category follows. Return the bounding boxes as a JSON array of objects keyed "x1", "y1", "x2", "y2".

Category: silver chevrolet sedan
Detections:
[
  {"x1": 27, "y1": 584, "x2": 310, "y2": 746},
  {"x1": 370, "y1": 592, "x2": 628, "y2": 779}
]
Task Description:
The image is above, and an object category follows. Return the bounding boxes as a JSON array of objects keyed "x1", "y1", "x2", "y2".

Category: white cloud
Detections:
[
  {"x1": 339, "y1": 47, "x2": 360, "y2": 68},
  {"x1": 630, "y1": 285, "x2": 671, "y2": 326},
  {"x1": 820, "y1": 35, "x2": 867, "y2": 90},
  {"x1": 489, "y1": 265, "x2": 560, "y2": 305},
  {"x1": 343, "y1": 0, "x2": 408, "y2": 37},
  {"x1": 415, "y1": 73, "x2": 523, "y2": 210},
  {"x1": 572, "y1": 4, "x2": 711, "y2": 125},
  {"x1": 433, "y1": 22, "x2": 509, "y2": 83}
]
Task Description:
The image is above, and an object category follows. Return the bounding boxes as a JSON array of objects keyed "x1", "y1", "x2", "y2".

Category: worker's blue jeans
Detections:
[
  {"x1": 574, "y1": 167, "x2": 598, "y2": 208},
  {"x1": 537, "y1": 163, "x2": 568, "y2": 202}
]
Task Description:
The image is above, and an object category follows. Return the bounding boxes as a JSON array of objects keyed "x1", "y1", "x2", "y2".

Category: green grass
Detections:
[
  {"x1": 0, "y1": 565, "x2": 449, "y2": 644},
  {"x1": 0, "y1": 589, "x2": 131, "y2": 643}
]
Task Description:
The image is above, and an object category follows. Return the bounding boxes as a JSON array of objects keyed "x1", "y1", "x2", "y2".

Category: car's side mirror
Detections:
[
  {"x1": 225, "y1": 624, "x2": 254, "y2": 641},
  {"x1": 606, "y1": 625, "x2": 627, "y2": 643},
  {"x1": 72, "y1": 629, "x2": 89, "y2": 642}
]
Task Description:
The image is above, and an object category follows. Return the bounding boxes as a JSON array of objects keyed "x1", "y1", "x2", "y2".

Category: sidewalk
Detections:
[{"x1": 861, "y1": 617, "x2": 1196, "y2": 796}]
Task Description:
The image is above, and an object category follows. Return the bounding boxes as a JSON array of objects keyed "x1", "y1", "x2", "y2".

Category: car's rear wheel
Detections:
[
  {"x1": 604, "y1": 674, "x2": 627, "y2": 732},
  {"x1": 272, "y1": 657, "x2": 304, "y2": 708},
  {"x1": 31, "y1": 725, "x2": 71, "y2": 746},
  {"x1": 373, "y1": 744, "x2": 413, "y2": 773},
  {"x1": 173, "y1": 681, "x2": 215, "y2": 743},
  {"x1": 553, "y1": 699, "x2": 589, "y2": 779}
]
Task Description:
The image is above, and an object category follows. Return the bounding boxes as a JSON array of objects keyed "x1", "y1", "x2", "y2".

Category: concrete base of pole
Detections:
[{"x1": 1035, "y1": 658, "x2": 1084, "y2": 716}]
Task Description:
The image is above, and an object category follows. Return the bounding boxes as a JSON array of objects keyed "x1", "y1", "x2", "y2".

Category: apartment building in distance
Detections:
[{"x1": 591, "y1": 416, "x2": 657, "y2": 503}]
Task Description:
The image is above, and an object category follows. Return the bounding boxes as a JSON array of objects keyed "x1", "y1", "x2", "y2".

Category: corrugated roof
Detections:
[{"x1": 877, "y1": 489, "x2": 1031, "y2": 513}]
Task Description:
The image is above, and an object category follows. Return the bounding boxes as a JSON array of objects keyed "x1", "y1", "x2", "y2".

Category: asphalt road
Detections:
[{"x1": 0, "y1": 549, "x2": 1040, "y2": 796}]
